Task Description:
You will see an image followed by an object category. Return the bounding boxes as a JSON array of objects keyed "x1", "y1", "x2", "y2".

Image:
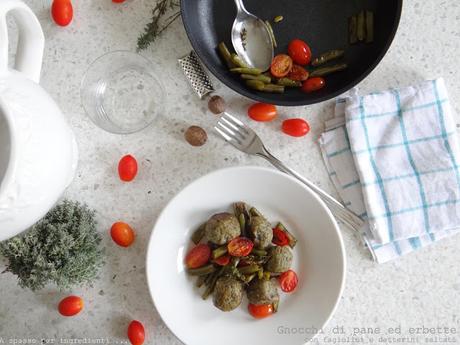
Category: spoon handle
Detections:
[{"x1": 233, "y1": 0, "x2": 246, "y2": 13}]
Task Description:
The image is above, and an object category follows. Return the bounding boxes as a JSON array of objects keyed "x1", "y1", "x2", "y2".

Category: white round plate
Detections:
[{"x1": 146, "y1": 166, "x2": 346, "y2": 345}]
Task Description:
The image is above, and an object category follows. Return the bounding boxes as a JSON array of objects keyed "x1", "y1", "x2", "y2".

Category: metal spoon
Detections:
[{"x1": 231, "y1": 0, "x2": 274, "y2": 71}]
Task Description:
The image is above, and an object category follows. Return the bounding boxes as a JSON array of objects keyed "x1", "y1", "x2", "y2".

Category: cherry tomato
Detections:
[
  {"x1": 287, "y1": 39, "x2": 312, "y2": 65},
  {"x1": 248, "y1": 303, "x2": 274, "y2": 319},
  {"x1": 282, "y1": 118, "x2": 310, "y2": 137},
  {"x1": 118, "y1": 155, "x2": 138, "y2": 182},
  {"x1": 185, "y1": 244, "x2": 211, "y2": 268},
  {"x1": 213, "y1": 254, "x2": 231, "y2": 266},
  {"x1": 287, "y1": 65, "x2": 309, "y2": 81},
  {"x1": 58, "y1": 296, "x2": 83, "y2": 317},
  {"x1": 270, "y1": 54, "x2": 293, "y2": 78},
  {"x1": 248, "y1": 103, "x2": 277, "y2": 122},
  {"x1": 113, "y1": 0, "x2": 126, "y2": 2},
  {"x1": 110, "y1": 222, "x2": 136, "y2": 247},
  {"x1": 301, "y1": 77, "x2": 326, "y2": 93},
  {"x1": 227, "y1": 237, "x2": 254, "y2": 257},
  {"x1": 279, "y1": 270, "x2": 299, "y2": 293},
  {"x1": 128, "y1": 320, "x2": 145, "y2": 345},
  {"x1": 272, "y1": 227, "x2": 289, "y2": 246},
  {"x1": 51, "y1": 0, "x2": 73, "y2": 27}
]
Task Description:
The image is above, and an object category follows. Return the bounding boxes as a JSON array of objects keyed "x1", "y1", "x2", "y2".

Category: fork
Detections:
[{"x1": 215, "y1": 112, "x2": 364, "y2": 232}]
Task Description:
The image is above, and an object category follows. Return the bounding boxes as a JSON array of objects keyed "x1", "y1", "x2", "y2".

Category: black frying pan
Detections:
[{"x1": 181, "y1": 0, "x2": 402, "y2": 106}]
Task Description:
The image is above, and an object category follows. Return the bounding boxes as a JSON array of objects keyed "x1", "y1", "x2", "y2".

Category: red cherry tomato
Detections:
[
  {"x1": 51, "y1": 0, "x2": 73, "y2": 27},
  {"x1": 270, "y1": 54, "x2": 293, "y2": 78},
  {"x1": 213, "y1": 254, "x2": 231, "y2": 266},
  {"x1": 185, "y1": 244, "x2": 211, "y2": 268},
  {"x1": 287, "y1": 65, "x2": 309, "y2": 81},
  {"x1": 113, "y1": 0, "x2": 126, "y2": 2},
  {"x1": 272, "y1": 227, "x2": 289, "y2": 246},
  {"x1": 279, "y1": 270, "x2": 299, "y2": 293},
  {"x1": 110, "y1": 222, "x2": 136, "y2": 247},
  {"x1": 227, "y1": 237, "x2": 254, "y2": 257},
  {"x1": 248, "y1": 303, "x2": 274, "y2": 319},
  {"x1": 118, "y1": 155, "x2": 138, "y2": 182},
  {"x1": 128, "y1": 320, "x2": 145, "y2": 345},
  {"x1": 301, "y1": 77, "x2": 326, "y2": 93},
  {"x1": 248, "y1": 103, "x2": 277, "y2": 122},
  {"x1": 288, "y1": 39, "x2": 312, "y2": 65},
  {"x1": 58, "y1": 296, "x2": 83, "y2": 317},
  {"x1": 282, "y1": 118, "x2": 310, "y2": 137}
]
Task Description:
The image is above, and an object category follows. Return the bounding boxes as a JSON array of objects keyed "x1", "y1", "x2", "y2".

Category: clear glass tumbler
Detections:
[{"x1": 81, "y1": 51, "x2": 166, "y2": 134}]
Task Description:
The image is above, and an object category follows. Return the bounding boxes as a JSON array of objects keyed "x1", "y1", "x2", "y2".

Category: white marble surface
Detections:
[{"x1": 1, "y1": 0, "x2": 460, "y2": 344}]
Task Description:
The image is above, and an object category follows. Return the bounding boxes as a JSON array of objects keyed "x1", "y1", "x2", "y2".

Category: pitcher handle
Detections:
[{"x1": 0, "y1": 0, "x2": 44, "y2": 83}]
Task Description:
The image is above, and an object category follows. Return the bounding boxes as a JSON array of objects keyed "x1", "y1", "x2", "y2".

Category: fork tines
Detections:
[{"x1": 214, "y1": 112, "x2": 250, "y2": 145}]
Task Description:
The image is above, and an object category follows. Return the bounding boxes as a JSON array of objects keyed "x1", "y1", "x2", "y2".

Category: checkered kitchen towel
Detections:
[{"x1": 319, "y1": 79, "x2": 460, "y2": 263}]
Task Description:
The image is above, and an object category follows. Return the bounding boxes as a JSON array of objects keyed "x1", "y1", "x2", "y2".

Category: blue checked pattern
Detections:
[{"x1": 319, "y1": 79, "x2": 460, "y2": 263}]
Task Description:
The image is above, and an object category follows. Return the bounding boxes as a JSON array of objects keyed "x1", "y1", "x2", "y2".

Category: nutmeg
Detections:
[
  {"x1": 185, "y1": 126, "x2": 208, "y2": 147},
  {"x1": 208, "y1": 95, "x2": 226, "y2": 114}
]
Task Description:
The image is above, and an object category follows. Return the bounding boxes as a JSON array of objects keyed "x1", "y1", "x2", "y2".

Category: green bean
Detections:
[
  {"x1": 241, "y1": 74, "x2": 272, "y2": 83},
  {"x1": 191, "y1": 224, "x2": 206, "y2": 244},
  {"x1": 245, "y1": 80, "x2": 285, "y2": 93},
  {"x1": 230, "y1": 256, "x2": 240, "y2": 267},
  {"x1": 276, "y1": 222, "x2": 297, "y2": 248},
  {"x1": 243, "y1": 273, "x2": 257, "y2": 284},
  {"x1": 238, "y1": 264, "x2": 261, "y2": 275},
  {"x1": 202, "y1": 272, "x2": 219, "y2": 300},
  {"x1": 218, "y1": 42, "x2": 235, "y2": 69},
  {"x1": 310, "y1": 63, "x2": 348, "y2": 77},
  {"x1": 265, "y1": 20, "x2": 277, "y2": 48},
  {"x1": 233, "y1": 202, "x2": 251, "y2": 233},
  {"x1": 266, "y1": 271, "x2": 281, "y2": 277},
  {"x1": 234, "y1": 202, "x2": 248, "y2": 216},
  {"x1": 246, "y1": 80, "x2": 266, "y2": 91},
  {"x1": 311, "y1": 49, "x2": 345, "y2": 67},
  {"x1": 231, "y1": 265, "x2": 252, "y2": 283},
  {"x1": 202, "y1": 266, "x2": 227, "y2": 300},
  {"x1": 195, "y1": 274, "x2": 208, "y2": 288},
  {"x1": 231, "y1": 54, "x2": 250, "y2": 68},
  {"x1": 251, "y1": 248, "x2": 267, "y2": 257},
  {"x1": 257, "y1": 267, "x2": 264, "y2": 280},
  {"x1": 276, "y1": 78, "x2": 302, "y2": 88},
  {"x1": 231, "y1": 67, "x2": 262, "y2": 75},
  {"x1": 226, "y1": 265, "x2": 245, "y2": 281},
  {"x1": 262, "y1": 84, "x2": 284, "y2": 93},
  {"x1": 272, "y1": 300, "x2": 279, "y2": 313},
  {"x1": 270, "y1": 84, "x2": 285, "y2": 92},
  {"x1": 212, "y1": 245, "x2": 228, "y2": 259},
  {"x1": 357, "y1": 10, "x2": 365, "y2": 42},
  {"x1": 243, "y1": 255, "x2": 270, "y2": 266},
  {"x1": 204, "y1": 270, "x2": 216, "y2": 285},
  {"x1": 349, "y1": 15, "x2": 358, "y2": 44},
  {"x1": 187, "y1": 264, "x2": 216, "y2": 276},
  {"x1": 238, "y1": 213, "x2": 246, "y2": 237},
  {"x1": 366, "y1": 11, "x2": 374, "y2": 43}
]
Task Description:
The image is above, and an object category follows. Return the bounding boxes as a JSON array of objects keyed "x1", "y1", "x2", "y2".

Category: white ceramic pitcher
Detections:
[{"x1": 0, "y1": 0, "x2": 78, "y2": 241}]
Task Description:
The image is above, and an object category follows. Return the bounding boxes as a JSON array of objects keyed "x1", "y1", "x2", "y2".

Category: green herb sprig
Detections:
[
  {"x1": 0, "y1": 200, "x2": 105, "y2": 291},
  {"x1": 137, "y1": 0, "x2": 180, "y2": 51}
]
